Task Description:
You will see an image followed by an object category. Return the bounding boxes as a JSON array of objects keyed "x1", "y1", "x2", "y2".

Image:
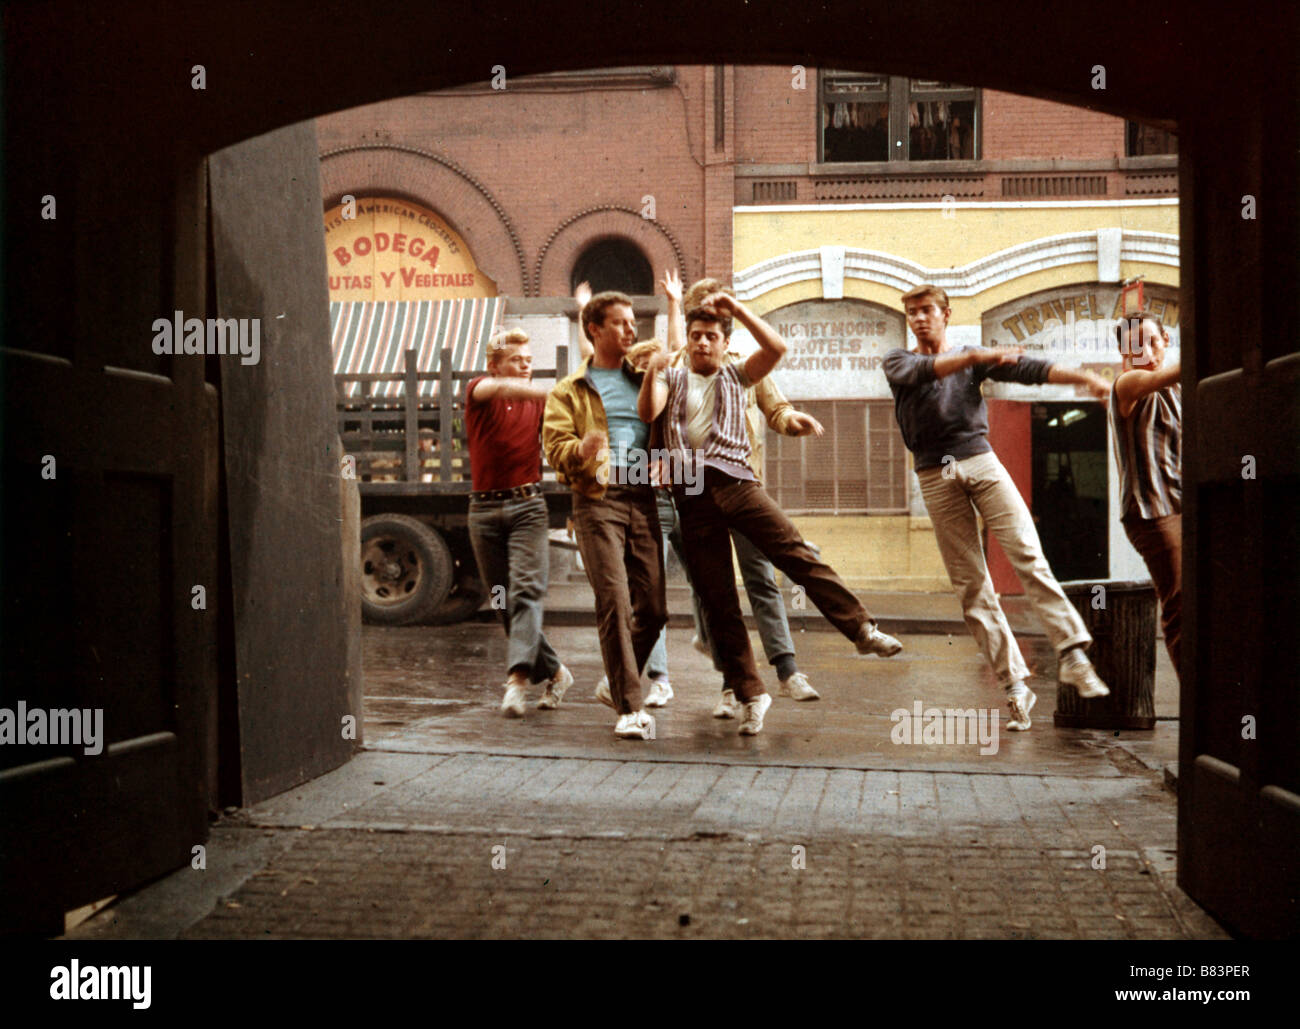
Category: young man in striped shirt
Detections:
[
  {"x1": 1112, "y1": 312, "x2": 1182, "y2": 676},
  {"x1": 637, "y1": 293, "x2": 903, "y2": 736},
  {"x1": 884, "y1": 284, "x2": 1112, "y2": 731}
]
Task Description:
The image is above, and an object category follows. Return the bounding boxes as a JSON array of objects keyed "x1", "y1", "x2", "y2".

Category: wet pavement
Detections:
[
  {"x1": 363, "y1": 619, "x2": 1180, "y2": 776},
  {"x1": 68, "y1": 608, "x2": 1220, "y2": 939}
]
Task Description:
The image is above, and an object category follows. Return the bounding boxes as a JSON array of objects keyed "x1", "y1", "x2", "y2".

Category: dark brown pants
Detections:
[
  {"x1": 572, "y1": 485, "x2": 666, "y2": 714},
  {"x1": 1122, "y1": 512, "x2": 1182, "y2": 678},
  {"x1": 674, "y1": 468, "x2": 871, "y2": 702}
]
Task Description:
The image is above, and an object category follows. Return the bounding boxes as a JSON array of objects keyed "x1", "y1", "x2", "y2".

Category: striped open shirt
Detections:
[
  {"x1": 660, "y1": 363, "x2": 756, "y2": 482},
  {"x1": 1110, "y1": 380, "x2": 1182, "y2": 519}
]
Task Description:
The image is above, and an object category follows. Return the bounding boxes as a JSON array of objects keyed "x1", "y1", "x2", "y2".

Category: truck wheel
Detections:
[
  {"x1": 427, "y1": 569, "x2": 488, "y2": 625},
  {"x1": 360, "y1": 514, "x2": 454, "y2": 625}
]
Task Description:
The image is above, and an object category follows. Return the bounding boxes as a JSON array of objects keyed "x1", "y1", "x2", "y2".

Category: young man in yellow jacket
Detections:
[{"x1": 543, "y1": 291, "x2": 665, "y2": 741}]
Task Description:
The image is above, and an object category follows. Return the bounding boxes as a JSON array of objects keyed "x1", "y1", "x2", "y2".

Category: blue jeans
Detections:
[
  {"x1": 675, "y1": 526, "x2": 797, "y2": 674},
  {"x1": 467, "y1": 494, "x2": 561, "y2": 683},
  {"x1": 645, "y1": 489, "x2": 680, "y2": 681}
]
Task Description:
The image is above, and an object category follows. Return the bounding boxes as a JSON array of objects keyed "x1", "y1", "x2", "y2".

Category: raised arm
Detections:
[
  {"x1": 637, "y1": 350, "x2": 670, "y2": 422},
  {"x1": 574, "y1": 281, "x2": 594, "y2": 362},
  {"x1": 660, "y1": 269, "x2": 685, "y2": 354},
  {"x1": 1115, "y1": 362, "x2": 1180, "y2": 419},
  {"x1": 692, "y1": 294, "x2": 785, "y2": 384}
]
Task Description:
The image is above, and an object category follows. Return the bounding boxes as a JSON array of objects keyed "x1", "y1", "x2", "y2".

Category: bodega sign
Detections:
[{"x1": 324, "y1": 197, "x2": 497, "y2": 301}]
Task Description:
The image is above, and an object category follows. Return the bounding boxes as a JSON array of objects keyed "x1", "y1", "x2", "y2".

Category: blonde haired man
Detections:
[{"x1": 466, "y1": 328, "x2": 571, "y2": 717}]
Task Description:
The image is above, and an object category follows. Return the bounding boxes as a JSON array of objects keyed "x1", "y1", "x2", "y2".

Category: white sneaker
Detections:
[
  {"x1": 1006, "y1": 683, "x2": 1037, "y2": 731},
  {"x1": 1058, "y1": 648, "x2": 1110, "y2": 698},
  {"x1": 501, "y1": 681, "x2": 527, "y2": 718},
  {"x1": 855, "y1": 620, "x2": 903, "y2": 657},
  {"x1": 536, "y1": 664, "x2": 574, "y2": 710},
  {"x1": 779, "y1": 671, "x2": 820, "y2": 701},
  {"x1": 645, "y1": 679, "x2": 674, "y2": 707},
  {"x1": 712, "y1": 689, "x2": 741, "y2": 719},
  {"x1": 595, "y1": 676, "x2": 616, "y2": 710},
  {"x1": 691, "y1": 634, "x2": 710, "y2": 655},
  {"x1": 738, "y1": 693, "x2": 773, "y2": 736},
  {"x1": 614, "y1": 710, "x2": 655, "y2": 740}
]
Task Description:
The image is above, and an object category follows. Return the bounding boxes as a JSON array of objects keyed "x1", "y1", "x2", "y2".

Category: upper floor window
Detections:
[
  {"x1": 1126, "y1": 120, "x2": 1177, "y2": 156},
  {"x1": 821, "y1": 72, "x2": 978, "y2": 163}
]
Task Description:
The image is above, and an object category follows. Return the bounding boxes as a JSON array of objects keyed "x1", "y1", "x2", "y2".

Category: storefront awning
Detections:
[{"x1": 330, "y1": 298, "x2": 503, "y2": 398}]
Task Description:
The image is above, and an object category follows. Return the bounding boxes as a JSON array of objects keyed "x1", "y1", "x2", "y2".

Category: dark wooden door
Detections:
[
  {"x1": 0, "y1": 142, "x2": 218, "y2": 933},
  {"x1": 1177, "y1": 99, "x2": 1300, "y2": 939}
]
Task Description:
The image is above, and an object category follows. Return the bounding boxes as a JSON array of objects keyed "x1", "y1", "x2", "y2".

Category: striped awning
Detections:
[{"x1": 331, "y1": 298, "x2": 504, "y2": 398}]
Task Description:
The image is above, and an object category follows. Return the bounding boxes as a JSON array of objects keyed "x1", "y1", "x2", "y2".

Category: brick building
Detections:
[{"x1": 316, "y1": 63, "x2": 1178, "y2": 591}]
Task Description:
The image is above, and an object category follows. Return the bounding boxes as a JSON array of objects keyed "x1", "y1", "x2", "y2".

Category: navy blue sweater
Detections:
[{"x1": 882, "y1": 345, "x2": 1054, "y2": 470}]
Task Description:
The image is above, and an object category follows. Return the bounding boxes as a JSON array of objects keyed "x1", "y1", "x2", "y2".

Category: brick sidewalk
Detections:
[{"x1": 73, "y1": 751, "x2": 1226, "y2": 940}]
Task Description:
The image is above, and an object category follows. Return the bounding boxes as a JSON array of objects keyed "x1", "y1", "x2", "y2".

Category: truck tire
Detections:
[
  {"x1": 427, "y1": 568, "x2": 488, "y2": 625},
  {"x1": 360, "y1": 514, "x2": 454, "y2": 625}
]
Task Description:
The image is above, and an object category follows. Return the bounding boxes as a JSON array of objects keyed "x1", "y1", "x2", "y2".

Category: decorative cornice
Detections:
[{"x1": 733, "y1": 231, "x2": 1180, "y2": 300}]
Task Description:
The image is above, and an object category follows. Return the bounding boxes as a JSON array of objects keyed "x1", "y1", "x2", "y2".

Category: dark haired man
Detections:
[
  {"x1": 670, "y1": 277, "x2": 830, "y2": 714},
  {"x1": 639, "y1": 294, "x2": 902, "y2": 737},
  {"x1": 1112, "y1": 312, "x2": 1182, "y2": 676},
  {"x1": 543, "y1": 291, "x2": 664, "y2": 741},
  {"x1": 884, "y1": 283, "x2": 1112, "y2": 732}
]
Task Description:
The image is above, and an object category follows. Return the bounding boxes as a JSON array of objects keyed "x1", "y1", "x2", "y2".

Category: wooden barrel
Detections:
[{"x1": 1053, "y1": 580, "x2": 1157, "y2": 729}]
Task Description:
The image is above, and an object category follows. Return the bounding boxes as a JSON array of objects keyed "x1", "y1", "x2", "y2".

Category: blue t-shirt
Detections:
[{"x1": 588, "y1": 365, "x2": 649, "y2": 468}]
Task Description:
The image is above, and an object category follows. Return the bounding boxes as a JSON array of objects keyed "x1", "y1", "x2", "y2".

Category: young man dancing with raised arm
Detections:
[
  {"x1": 1112, "y1": 311, "x2": 1182, "y2": 677},
  {"x1": 465, "y1": 329, "x2": 572, "y2": 717},
  {"x1": 668, "y1": 278, "x2": 830, "y2": 714},
  {"x1": 639, "y1": 294, "x2": 902, "y2": 737},
  {"x1": 883, "y1": 284, "x2": 1111, "y2": 732}
]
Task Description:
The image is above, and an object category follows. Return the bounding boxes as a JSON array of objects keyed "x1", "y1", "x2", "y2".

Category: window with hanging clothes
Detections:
[
  {"x1": 820, "y1": 72, "x2": 978, "y2": 163},
  {"x1": 766, "y1": 400, "x2": 908, "y2": 514}
]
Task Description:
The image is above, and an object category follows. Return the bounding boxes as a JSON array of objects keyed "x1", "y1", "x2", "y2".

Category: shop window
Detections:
[
  {"x1": 1126, "y1": 120, "x2": 1177, "y2": 156},
  {"x1": 820, "y1": 72, "x2": 978, "y2": 163},
  {"x1": 570, "y1": 238, "x2": 654, "y2": 296},
  {"x1": 767, "y1": 400, "x2": 908, "y2": 514}
]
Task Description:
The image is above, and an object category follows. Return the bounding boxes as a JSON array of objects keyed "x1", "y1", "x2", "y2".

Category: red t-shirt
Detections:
[{"x1": 465, "y1": 376, "x2": 545, "y2": 491}]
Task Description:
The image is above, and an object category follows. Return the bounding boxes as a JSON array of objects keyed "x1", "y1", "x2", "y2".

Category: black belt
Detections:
[{"x1": 471, "y1": 482, "x2": 542, "y2": 502}]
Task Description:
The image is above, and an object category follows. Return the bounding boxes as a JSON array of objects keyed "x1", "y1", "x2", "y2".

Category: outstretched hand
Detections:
[
  {"x1": 786, "y1": 411, "x2": 825, "y2": 437},
  {"x1": 1082, "y1": 373, "x2": 1110, "y2": 403},
  {"x1": 574, "y1": 281, "x2": 592, "y2": 308}
]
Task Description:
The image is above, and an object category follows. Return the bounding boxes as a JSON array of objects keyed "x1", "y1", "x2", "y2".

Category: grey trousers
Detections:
[{"x1": 468, "y1": 494, "x2": 562, "y2": 684}]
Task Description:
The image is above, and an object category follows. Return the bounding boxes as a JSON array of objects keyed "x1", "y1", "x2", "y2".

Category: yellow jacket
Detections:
[
  {"x1": 543, "y1": 356, "x2": 646, "y2": 500},
  {"x1": 667, "y1": 348, "x2": 799, "y2": 482}
]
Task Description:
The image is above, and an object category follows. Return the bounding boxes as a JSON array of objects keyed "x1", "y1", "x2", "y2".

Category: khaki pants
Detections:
[{"x1": 917, "y1": 452, "x2": 1090, "y2": 687}]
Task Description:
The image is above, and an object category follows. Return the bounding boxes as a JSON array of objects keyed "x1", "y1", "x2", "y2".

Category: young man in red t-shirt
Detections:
[{"x1": 466, "y1": 328, "x2": 572, "y2": 717}]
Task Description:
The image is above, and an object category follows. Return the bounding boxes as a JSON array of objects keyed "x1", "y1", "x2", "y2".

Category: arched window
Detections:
[{"x1": 570, "y1": 238, "x2": 654, "y2": 296}]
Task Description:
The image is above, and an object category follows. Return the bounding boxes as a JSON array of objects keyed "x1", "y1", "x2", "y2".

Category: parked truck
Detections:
[{"x1": 338, "y1": 343, "x2": 573, "y2": 625}]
